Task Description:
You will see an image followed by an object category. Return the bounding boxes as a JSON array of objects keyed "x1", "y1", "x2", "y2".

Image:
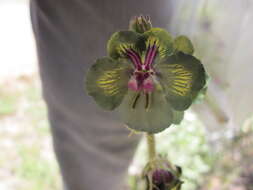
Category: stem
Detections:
[{"x1": 146, "y1": 133, "x2": 156, "y2": 161}]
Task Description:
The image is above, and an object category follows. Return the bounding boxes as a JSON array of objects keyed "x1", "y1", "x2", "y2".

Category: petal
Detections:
[
  {"x1": 86, "y1": 57, "x2": 132, "y2": 110},
  {"x1": 143, "y1": 28, "x2": 174, "y2": 58},
  {"x1": 193, "y1": 85, "x2": 208, "y2": 104},
  {"x1": 173, "y1": 35, "x2": 194, "y2": 55},
  {"x1": 171, "y1": 109, "x2": 184, "y2": 125},
  {"x1": 155, "y1": 52, "x2": 206, "y2": 111},
  {"x1": 118, "y1": 87, "x2": 173, "y2": 133},
  {"x1": 193, "y1": 73, "x2": 209, "y2": 103},
  {"x1": 107, "y1": 31, "x2": 144, "y2": 59}
]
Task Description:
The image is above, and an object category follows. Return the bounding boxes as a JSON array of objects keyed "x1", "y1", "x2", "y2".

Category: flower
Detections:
[{"x1": 86, "y1": 16, "x2": 207, "y2": 133}]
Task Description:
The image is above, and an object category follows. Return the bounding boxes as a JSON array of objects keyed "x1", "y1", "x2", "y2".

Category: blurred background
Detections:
[{"x1": 0, "y1": 0, "x2": 253, "y2": 190}]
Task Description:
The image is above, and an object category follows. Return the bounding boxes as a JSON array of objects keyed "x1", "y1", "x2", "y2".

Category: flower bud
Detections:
[
  {"x1": 152, "y1": 169, "x2": 174, "y2": 189},
  {"x1": 143, "y1": 158, "x2": 183, "y2": 190},
  {"x1": 129, "y1": 15, "x2": 152, "y2": 33}
]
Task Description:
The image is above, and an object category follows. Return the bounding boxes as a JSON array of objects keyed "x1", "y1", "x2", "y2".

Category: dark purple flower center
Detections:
[{"x1": 125, "y1": 42, "x2": 158, "y2": 92}]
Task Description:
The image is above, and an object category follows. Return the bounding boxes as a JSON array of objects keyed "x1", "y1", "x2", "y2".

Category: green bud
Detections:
[{"x1": 129, "y1": 15, "x2": 152, "y2": 33}]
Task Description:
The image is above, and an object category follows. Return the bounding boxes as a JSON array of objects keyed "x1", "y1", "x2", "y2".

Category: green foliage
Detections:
[
  {"x1": 0, "y1": 89, "x2": 18, "y2": 115},
  {"x1": 0, "y1": 77, "x2": 61, "y2": 190},
  {"x1": 16, "y1": 145, "x2": 60, "y2": 190}
]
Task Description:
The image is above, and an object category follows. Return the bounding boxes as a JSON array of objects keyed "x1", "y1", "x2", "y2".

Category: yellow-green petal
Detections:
[
  {"x1": 118, "y1": 87, "x2": 173, "y2": 133},
  {"x1": 86, "y1": 57, "x2": 132, "y2": 110},
  {"x1": 107, "y1": 31, "x2": 144, "y2": 59},
  {"x1": 156, "y1": 52, "x2": 206, "y2": 111},
  {"x1": 173, "y1": 35, "x2": 194, "y2": 55},
  {"x1": 172, "y1": 109, "x2": 184, "y2": 124},
  {"x1": 143, "y1": 28, "x2": 174, "y2": 58}
]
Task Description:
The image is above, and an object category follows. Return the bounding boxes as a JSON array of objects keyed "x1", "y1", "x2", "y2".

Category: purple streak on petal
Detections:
[
  {"x1": 126, "y1": 51, "x2": 139, "y2": 69},
  {"x1": 144, "y1": 44, "x2": 151, "y2": 65},
  {"x1": 149, "y1": 45, "x2": 158, "y2": 68},
  {"x1": 126, "y1": 49, "x2": 142, "y2": 70},
  {"x1": 144, "y1": 44, "x2": 158, "y2": 70},
  {"x1": 144, "y1": 45, "x2": 152, "y2": 69}
]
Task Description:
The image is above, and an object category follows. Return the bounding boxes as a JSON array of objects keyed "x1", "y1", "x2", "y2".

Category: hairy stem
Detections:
[{"x1": 146, "y1": 133, "x2": 156, "y2": 161}]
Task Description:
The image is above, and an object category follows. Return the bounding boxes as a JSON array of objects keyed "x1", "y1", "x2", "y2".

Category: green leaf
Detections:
[
  {"x1": 155, "y1": 52, "x2": 206, "y2": 111},
  {"x1": 173, "y1": 35, "x2": 194, "y2": 55},
  {"x1": 118, "y1": 87, "x2": 173, "y2": 133},
  {"x1": 86, "y1": 57, "x2": 132, "y2": 110},
  {"x1": 143, "y1": 28, "x2": 174, "y2": 58},
  {"x1": 107, "y1": 31, "x2": 143, "y2": 59}
]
